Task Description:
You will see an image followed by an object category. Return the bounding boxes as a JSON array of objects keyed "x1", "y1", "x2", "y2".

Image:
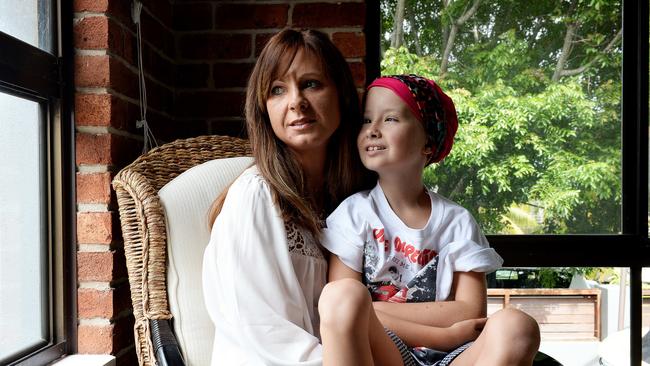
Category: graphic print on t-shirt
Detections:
[{"x1": 362, "y1": 229, "x2": 438, "y2": 303}]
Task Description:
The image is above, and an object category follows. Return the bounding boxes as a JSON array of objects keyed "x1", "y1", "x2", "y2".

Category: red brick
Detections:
[
  {"x1": 255, "y1": 33, "x2": 274, "y2": 57},
  {"x1": 141, "y1": 0, "x2": 173, "y2": 28},
  {"x1": 77, "y1": 172, "x2": 112, "y2": 204},
  {"x1": 78, "y1": 251, "x2": 116, "y2": 281},
  {"x1": 149, "y1": 114, "x2": 209, "y2": 142},
  {"x1": 213, "y1": 63, "x2": 254, "y2": 88},
  {"x1": 77, "y1": 212, "x2": 113, "y2": 244},
  {"x1": 176, "y1": 64, "x2": 210, "y2": 88},
  {"x1": 175, "y1": 91, "x2": 245, "y2": 119},
  {"x1": 75, "y1": 55, "x2": 109, "y2": 88},
  {"x1": 207, "y1": 119, "x2": 247, "y2": 138},
  {"x1": 76, "y1": 132, "x2": 139, "y2": 168},
  {"x1": 78, "y1": 284, "x2": 131, "y2": 319},
  {"x1": 74, "y1": 0, "x2": 108, "y2": 12},
  {"x1": 333, "y1": 32, "x2": 366, "y2": 58},
  {"x1": 107, "y1": 19, "x2": 130, "y2": 62},
  {"x1": 74, "y1": 16, "x2": 109, "y2": 49},
  {"x1": 111, "y1": 135, "x2": 143, "y2": 170},
  {"x1": 174, "y1": 3, "x2": 213, "y2": 31},
  {"x1": 121, "y1": 30, "x2": 136, "y2": 65},
  {"x1": 78, "y1": 288, "x2": 113, "y2": 318},
  {"x1": 75, "y1": 93, "x2": 139, "y2": 131},
  {"x1": 141, "y1": 11, "x2": 175, "y2": 57},
  {"x1": 179, "y1": 34, "x2": 251, "y2": 60},
  {"x1": 77, "y1": 250, "x2": 127, "y2": 282},
  {"x1": 349, "y1": 62, "x2": 366, "y2": 88},
  {"x1": 155, "y1": 116, "x2": 210, "y2": 141},
  {"x1": 78, "y1": 324, "x2": 114, "y2": 354},
  {"x1": 76, "y1": 133, "x2": 111, "y2": 165},
  {"x1": 108, "y1": 58, "x2": 139, "y2": 99},
  {"x1": 107, "y1": 0, "x2": 133, "y2": 29},
  {"x1": 143, "y1": 45, "x2": 176, "y2": 87},
  {"x1": 293, "y1": 3, "x2": 366, "y2": 28},
  {"x1": 75, "y1": 93, "x2": 111, "y2": 126},
  {"x1": 215, "y1": 4, "x2": 288, "y2": 29},
  {"x1": 146, "y1": 82, "x2": 174, "y2": 115}
]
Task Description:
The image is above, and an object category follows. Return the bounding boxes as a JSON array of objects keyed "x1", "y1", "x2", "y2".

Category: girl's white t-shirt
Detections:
[{"x1": 321, "y1": 183, "x2": 503, "y2": 302}]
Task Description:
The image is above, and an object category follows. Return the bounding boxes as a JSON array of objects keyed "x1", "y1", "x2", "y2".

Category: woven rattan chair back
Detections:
[{"x1": 112, "y1": 135, "x2": 251, "y2": 366}]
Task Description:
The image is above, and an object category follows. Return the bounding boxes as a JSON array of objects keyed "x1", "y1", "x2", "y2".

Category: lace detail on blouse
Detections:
[{"x1": 285, "y1": 221, "x2": 325, "y2": 260}]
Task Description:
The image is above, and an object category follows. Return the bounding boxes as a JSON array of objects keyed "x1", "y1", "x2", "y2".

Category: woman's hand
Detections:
[{"x1": 448, "y1": 317, "x2": 487, "y2": 346}]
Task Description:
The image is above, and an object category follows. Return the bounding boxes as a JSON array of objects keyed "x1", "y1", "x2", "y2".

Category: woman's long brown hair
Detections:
[{"x1": 208, "y1": 29, "x2": 371, "y2": 237}]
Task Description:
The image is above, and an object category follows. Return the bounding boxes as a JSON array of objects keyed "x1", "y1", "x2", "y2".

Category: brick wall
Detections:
[
  {"x1": 174, "y1": 1, "x2": 367, "y2": 136},
  {"x1": 73, "y1": 0, "x2": 367, "y2": 364}
]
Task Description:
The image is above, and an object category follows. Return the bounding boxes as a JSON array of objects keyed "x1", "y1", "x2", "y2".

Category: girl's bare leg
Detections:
[
  {"x1": 319, "y1": 278, "x2": 405, "y2": 366},
  {"x1": 450, "y1": 308, "x2": 540, "y2": 366}
]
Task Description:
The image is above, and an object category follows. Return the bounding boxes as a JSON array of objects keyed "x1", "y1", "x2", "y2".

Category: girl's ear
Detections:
[{"x1": 422, "y1": 139, "x2": 434, "y2": 156}]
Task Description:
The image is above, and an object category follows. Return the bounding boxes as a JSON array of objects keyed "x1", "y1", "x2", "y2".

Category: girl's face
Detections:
[
  {"x1": 358, "y1": 87, "x2": 430, "y2": 175},
  {"x1": 266, "y1": 49, "x2": 340, "y2": 157}
]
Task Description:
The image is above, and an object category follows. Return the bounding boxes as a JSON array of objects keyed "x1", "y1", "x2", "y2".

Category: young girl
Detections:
[{"x1": 319, "y1": 74, "x2": 541, "y2": 365}]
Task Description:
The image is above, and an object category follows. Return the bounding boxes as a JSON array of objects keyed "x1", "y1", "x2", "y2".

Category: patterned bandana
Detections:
[{"x1": 367, "y1": 74, "x2": 458, "y2": 164}]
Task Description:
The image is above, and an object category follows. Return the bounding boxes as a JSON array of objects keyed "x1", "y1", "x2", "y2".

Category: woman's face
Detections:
[{"x1": 266, "y1": 49, "x2": 340, "y2": 157}]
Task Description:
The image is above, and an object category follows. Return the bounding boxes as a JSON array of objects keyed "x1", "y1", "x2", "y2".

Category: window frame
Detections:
[
  {"x1": 0, "y1": 0, "x2": 76, "y2": 364},
  {"x1": 365, "y1": 0, "x2": 649, "y2": 363}
]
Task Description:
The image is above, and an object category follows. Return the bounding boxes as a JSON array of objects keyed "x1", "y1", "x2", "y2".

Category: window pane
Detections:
[
  {"x1": 380, "y1": 0, "x2": 622, "y2": 234},
  {"x1": 0, "y1": 0, "x2": 53, "y2": 53},
  {"x1": 0, "y1": 91, "x2": 48, "y2": 362},
  {"x1": 489, "y1": 267, "x2": 630, "y2": 364}
]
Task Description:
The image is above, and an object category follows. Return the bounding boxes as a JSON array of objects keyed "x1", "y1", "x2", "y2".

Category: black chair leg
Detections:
[{"x1": 150, "y1": 319, "x2": 186, "y2": 366}]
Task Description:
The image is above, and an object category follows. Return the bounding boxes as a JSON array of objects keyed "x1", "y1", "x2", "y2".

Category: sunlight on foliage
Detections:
[{"x1": 383, "y1": 0, "x2": 622, "y2": 234}]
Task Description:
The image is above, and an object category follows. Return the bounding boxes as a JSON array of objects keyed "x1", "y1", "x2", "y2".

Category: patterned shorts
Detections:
[
  {"x1": 385, "y1": 328, "x2": 417, "y2": 366},
  {"x1": 384, "y1": 328, "x2": 472, "y2": 366}
]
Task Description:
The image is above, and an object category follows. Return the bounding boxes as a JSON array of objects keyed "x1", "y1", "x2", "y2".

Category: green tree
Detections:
[{"x1": 380, "y1": 0, "x2": 622, "y2": 234}]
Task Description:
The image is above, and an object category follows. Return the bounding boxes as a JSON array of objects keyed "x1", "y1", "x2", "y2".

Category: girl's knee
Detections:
[
  {"x1": 488, "y1": 308, "x2": 541, "y2": 350},
  {"x1": 319, "y1": 279, "x2": 371, "y2": 331}
]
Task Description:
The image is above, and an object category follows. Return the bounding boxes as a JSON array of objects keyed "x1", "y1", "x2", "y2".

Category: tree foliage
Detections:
[{"x1": 381, "y1": 0, "x2": 622, "y2": 234}]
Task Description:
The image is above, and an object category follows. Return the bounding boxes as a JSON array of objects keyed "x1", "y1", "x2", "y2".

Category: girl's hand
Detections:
[{"x1": 448, "y1": 317, "x2": 487, "y2": 346}]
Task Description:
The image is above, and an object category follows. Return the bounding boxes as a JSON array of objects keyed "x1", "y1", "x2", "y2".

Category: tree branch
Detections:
[
  {"x1": 407, "y1": 7, "x2": 423, "y2": 56},
  {"x1": 557, "y1": 28, "x2": 622, "y2": 79},
  {"x1": 457, "y1": 0, "x2": 481, "y2": 26},
  {"x1": 440, "y1": 0, "x2": 482, "y2": 75},
  {"x1": 391, "y1": 0, "x2": 406, "y2": 48},
  {"x1": 552, "y1": 22, "x2": 577, "y2": 82}
]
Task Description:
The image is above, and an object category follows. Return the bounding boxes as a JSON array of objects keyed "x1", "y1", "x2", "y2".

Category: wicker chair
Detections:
[{"x1": 112, "y1": 135, "x2": 252, "y2": 366}]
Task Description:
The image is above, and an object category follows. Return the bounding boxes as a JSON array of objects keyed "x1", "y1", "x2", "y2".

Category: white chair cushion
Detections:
[{"x1": 158, "y1": 156, "x2": 253, "y2": 366}]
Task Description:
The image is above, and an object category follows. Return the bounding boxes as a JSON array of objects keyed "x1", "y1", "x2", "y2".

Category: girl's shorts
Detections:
[{"x1": 384, "y1": 328, "x2": 472, "y2": 366}]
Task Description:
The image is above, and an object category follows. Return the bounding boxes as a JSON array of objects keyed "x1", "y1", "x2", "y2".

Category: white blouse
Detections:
[{"x1": 202, "y1": 167, "x2": 326, "y2": 365}]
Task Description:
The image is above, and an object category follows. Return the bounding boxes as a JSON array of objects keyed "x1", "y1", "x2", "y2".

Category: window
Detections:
[
  {"x1": 0, "y1": 1, "x2": 75, "y2": 364},
  {"x1": 370, "y1": 0, "x2": 647, "y2": 363}
]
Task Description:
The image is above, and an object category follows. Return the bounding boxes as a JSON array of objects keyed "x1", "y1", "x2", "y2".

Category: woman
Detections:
[{"x1": 203, "y1": 29, "x2": 371, "y2": 365}]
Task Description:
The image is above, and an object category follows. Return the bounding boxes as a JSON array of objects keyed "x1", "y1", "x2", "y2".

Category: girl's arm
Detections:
[
  {"x1": 372, "y1": 271, "x2": 487, "y2": 327},
  {"x1": 375, "y1": 310, "x2": 486, "y2": 351},
  {"x1": 328, "y1": 255, "x2": 362, "y2": 282}
]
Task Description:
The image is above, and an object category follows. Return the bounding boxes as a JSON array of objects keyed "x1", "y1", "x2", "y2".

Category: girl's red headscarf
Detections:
[{"x1": 367, "y1": 74, "x2": 458, "y2": 165}]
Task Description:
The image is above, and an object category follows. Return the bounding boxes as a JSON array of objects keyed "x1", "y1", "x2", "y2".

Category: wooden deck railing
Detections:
[{"x1": 487, "y1": 288, "x2": 602, "y2": 341}]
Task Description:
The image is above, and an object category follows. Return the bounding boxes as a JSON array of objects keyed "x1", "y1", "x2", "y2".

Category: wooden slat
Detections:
[
  {"x1": 488, "y1": 288, "x2": 601, "y2": 296},
  {"x1": 540, "y1": 332, "x2": 599, "y2": 341},
  {"x1": 521, "y1": 313, "x2": 595, "y2": 324},
  {"x1": 487, "y1": 288, "x2": 602, "y2": 341},
  {"x1": 539, "y1": 323, "x2": 595, "y2": 332}
]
